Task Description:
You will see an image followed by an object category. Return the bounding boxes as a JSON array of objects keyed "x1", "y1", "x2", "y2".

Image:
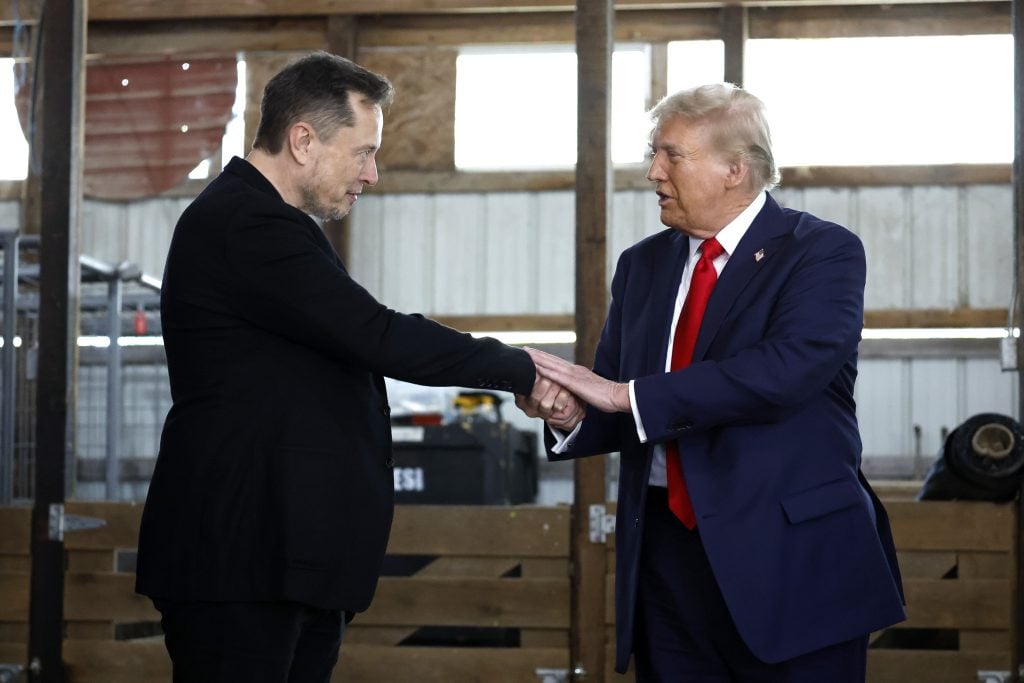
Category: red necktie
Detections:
[{"x1": 666, "y1": 237, "x2": 725, "y2": 528}]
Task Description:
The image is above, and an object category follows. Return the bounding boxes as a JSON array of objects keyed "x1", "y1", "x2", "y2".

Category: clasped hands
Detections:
[{"x1": 515, "y1": 347, "x2": 631, "y2": 431}]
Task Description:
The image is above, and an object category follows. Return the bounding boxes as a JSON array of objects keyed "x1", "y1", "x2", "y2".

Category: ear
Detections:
[
  {"x1": 724, "y1": 157, "x2": 749, "y2": 190},
  {"x1": 287, "y1": 122, "x2": 316, "y2": 165}
]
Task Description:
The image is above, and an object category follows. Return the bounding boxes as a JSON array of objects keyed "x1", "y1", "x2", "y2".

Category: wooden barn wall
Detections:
[
  {"x1": 0, "y1": 181, "x2": 1017, "y2": 463},
  {"x1": 348, "y1": 184, "x2": 1014, "y2": 315},
  {"x1": 347, "y1": 183, "x2": 1018, "y2": 464}
]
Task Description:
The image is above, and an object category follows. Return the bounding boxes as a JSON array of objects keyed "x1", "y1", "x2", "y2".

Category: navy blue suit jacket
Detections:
[{"x1": 551, "y1": 194, "x2": 905, "y2": 672}]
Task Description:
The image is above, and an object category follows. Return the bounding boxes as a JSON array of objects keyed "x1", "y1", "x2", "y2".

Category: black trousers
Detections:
[
  {"x1": 634, "y1": 487, "x2": 869, "y2": 683},
  {"x1": 154, "y1": 599, "x2": 345, "y2": 683}
]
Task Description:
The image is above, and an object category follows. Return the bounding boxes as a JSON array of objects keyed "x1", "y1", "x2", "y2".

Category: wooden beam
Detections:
[
  {"x1": 0, "y1": 0, "x2": 1010, "y2": 25},
  {"x1": 752, "y1": 1, "x2": 1010, "y2": 38},
  {"x1": 573, "y1": 0, "x2": 612, "y2": 679},
  {"x1": 722, "y1": 5, "x2": 747, "y2": 85},
  {"x1": 29, "y1": 0, "x2": 85, "y2": 679},
  {"x1": 0, "y1": 4, "x2": 1009, "y2": 53}
]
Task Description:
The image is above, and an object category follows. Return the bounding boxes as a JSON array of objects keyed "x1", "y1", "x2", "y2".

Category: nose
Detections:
[
  {"x1": 362, "y1": 154, "x2": 379, "y2": 186},
  {"x1": 646, "y1": 155, "x2": 664, "y2": 182}
]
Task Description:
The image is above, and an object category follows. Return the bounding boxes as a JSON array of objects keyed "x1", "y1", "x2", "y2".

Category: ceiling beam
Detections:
[
  {"x1": 0, "y1": 3, "x2": 1007, "y2": 55},
  {"x1": 0, "y1": 0, "x2": 1008, "y2": 25}
]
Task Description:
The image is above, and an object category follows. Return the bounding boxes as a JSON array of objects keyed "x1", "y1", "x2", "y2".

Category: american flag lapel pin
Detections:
[{"x1": 754, "y1": 249, "x2": 766, "y2": 262}]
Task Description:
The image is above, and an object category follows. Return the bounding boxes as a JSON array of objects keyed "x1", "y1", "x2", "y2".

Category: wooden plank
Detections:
[
  {"x1": 333, "y1": 645, "x2": 568, "y2": 683},
  {"x1": 754, "y1": 2, "x2": 1009, "y2": 39},
  {"x1": 63, "y1": 638, "x2": 171, "y2": 683},
  {"x1": 64, "y1": 573, "x2": 159, "y2": 622},
  {"x1": 0, "y1": 620, "x2": 26, "y2": 643},
  {"x1": 415, "y1": 557, "x2": 520, "y2": 578},
  {"x1": 0, "y1": 556, "x2": 29, "y2": 572},
  {"x1": 65, "y1": 620, "x2": 114, "y2": 640},
  {"x1": 0, "y1": 507, "x2": 30, "y2": 554},
  {"x1": 388, "y1": 507, "x2": 570, "y2": 557},
  {"x1": 960, "y1": 630, "x2": 1011, "y2": 651},
  {"x1": 359, "y1": 9, "x2": 719, "y2": 47},
  {"x1": 895, "y1": 550, "x2": 957, "y2": 578},
  {"x1": 960, "y1": 551, "x2": 1013, "y2": 579},
  {"x1": 0, "y1": 573, "x2": 28, "y2": 621},
  {"x1": 867, "y1": 650, "x2": 1010, "y2": 683},
  {"x1": 67, "y1": 550, "x2": 115, "y2": 574},
  {"x1": 373, "y1": 164, "x2": 1010, "y2": 195},
  {"x1": 90, "y1": 18, "x2": 327, "y2": 54},
  {"x1": 901, "y1": 578, "x2": 1010, "y2": 629},
  {"x1": 0, "y1": 642, "x2": 25, "y2": 663},
  {"x1": 865, "y1": 307, "x2": 1010, "y2": 328},
  {"x1": 520, "y1": 628, "x2": 569, "y2": 648},
  {"x1": 0, "y1": 0, "x2": 1008, "y2": 24},
  {"x1": 520, "y1": 558, "x2": 568, "y2": 578},
  {"x1": 357, "y1": 577, "x2": 569, "y2": 628},
  {"x1": 887, "y1": 501, "x2": 1015, "y2": 551},
  {"x1": 62, "y1": 502, "x2": 144, "y2": 550},
  {"x1": 341, "y1": 625, "x2": 416, "y2": 646},
  {"x1": 361, "y1": 49, "x2": 457, "y2": 172}
]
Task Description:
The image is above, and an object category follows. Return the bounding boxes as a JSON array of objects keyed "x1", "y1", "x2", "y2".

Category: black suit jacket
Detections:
[{"x1": 135, "y1": 157, "x2": 535, "y2": 613}]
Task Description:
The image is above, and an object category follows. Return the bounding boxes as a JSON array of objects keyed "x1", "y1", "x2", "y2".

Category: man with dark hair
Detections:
[{"x1": 136, "y1": 51, "x2": 581, "y2": 683}]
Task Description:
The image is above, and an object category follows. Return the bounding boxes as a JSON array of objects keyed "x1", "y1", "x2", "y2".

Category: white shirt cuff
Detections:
[
  {"x1": 629, "y1": 379, "x2": 648, "y2": 443},
  {"x1": 548, "y1": 421, "x2": 583, "y2": 454}
]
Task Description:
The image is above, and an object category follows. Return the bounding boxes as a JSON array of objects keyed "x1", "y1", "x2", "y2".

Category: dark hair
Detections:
[{"x1": 251, "y1": 51, "x2": 394, "y2": 154}]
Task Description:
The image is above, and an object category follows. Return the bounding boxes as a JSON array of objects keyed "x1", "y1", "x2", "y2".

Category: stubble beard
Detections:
[{"x1": 299, "y1": 182, "x2": 349, "y2": 222}]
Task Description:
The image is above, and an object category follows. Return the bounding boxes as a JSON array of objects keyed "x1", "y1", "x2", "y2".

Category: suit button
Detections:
[
  {"x1": 382, "y1": 405, "x2": 391, "y2": 416},
  {"x1": 385, "y1": 456, "x2": 395, "y2": 468},
  {"x1": 634, "y1": 516, "x2": 640, "y2": 528}
]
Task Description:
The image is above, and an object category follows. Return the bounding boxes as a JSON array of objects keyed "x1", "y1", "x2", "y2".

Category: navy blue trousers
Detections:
[
  {"x1": 635, "y1": 487, "x2": 868, "y2": 683},
  {"x1": 154, "y1": 599, "x2": 345, "y2": 683}
]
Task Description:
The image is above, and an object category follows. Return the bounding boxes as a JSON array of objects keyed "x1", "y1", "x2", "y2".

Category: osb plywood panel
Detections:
[{"x1": 361, "y1": 49, "x2": 457, "y2": 173}]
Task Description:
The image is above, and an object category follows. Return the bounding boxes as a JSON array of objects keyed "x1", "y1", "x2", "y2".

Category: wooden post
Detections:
[
  {"x1": 27, "y1": 0, "x2": 85, "y2": 681},
  {"x1": 647, "y1": 42, "x2": 668, "y2": 111},
  {"x1": 722, "y1": 5, "x2": 747, "y2": 87},
  {"x1": 574, "y1": 0, "x2": 611, "y2": 679}
]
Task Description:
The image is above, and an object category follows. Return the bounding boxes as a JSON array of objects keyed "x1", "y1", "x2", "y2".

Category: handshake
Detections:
[{"x1": 513, "y1": 347, "x2": 632, "y2": 431}]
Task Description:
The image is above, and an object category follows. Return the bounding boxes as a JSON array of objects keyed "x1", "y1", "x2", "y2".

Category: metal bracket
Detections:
[
  {"x1": 588, "y1": 504, "x2": 615, "y2": 543},
  {"x1": 535, "y1": 668, "x2": 569, "y2": 683},
  {"x1": 47, "y1": 503, "x2": 107, "y2": 542}
]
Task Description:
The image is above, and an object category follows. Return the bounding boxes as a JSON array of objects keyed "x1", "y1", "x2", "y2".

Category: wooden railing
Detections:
[
  {"x1": 0, "y1": 503, "x2": 571, "y2": 683},
  {"x1": 0, "y1": 492, "x2": 1018, "y2": 682}
]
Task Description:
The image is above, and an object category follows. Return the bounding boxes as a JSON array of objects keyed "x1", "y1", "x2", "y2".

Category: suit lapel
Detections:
[
  {"x1": 647, "y1": 231, "x2": 690, "y2": 374},
  {"x1": 693, "y1": 194, "x2": 791, "y2": 362}
]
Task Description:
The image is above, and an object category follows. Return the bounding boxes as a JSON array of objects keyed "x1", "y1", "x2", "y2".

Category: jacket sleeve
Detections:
[
  {"x1": 548, "y1": 249, "x2": 636, "y2": 459},
  {"x1": 633, "y1": 224, "x2": 865, "y2": 444},
  {"x1": 222, "y1": 206, "x2": 535, "y2": 395}
]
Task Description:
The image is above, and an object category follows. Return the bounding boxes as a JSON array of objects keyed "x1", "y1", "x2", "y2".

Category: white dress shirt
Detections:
[{"x1": 549, "y1": 192, "x2": 766, "y2": 486}]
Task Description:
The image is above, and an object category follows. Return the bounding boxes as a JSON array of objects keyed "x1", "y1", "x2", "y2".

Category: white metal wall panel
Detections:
[
  {"x1": 856, "y1": 187, "x2": 912, "y2": 310},
  {"x1": 908, "y1": 358, "x2": 962, "y2": 458},
  {"x1": 909, "y1": 187, "x2": 960, "y2": 309},
  {"x1": 484, "y1": 192, "x2": 535, "y2": 314},
  {"x1": 964, "y1": 184, "x2": 1014, "y2": 308},
  {"x1": 0, "y1": 201, "x2": 19, "y2": 230},
  {"x1": 534, "y1": 192, "x2": 574, "y2": 314},
  {"x1": 348, "y1": 189, "x2": 385, "y2": 297},
  {"x1": 124, "y1": 198, "x2": 191, "y2": 278},
  {"x1": 856, "y1": 359, "x2": 912, "y2": 456},
  {"x1": 963, "y1": 357, "x2": 1019, "y2": 417},
  {"x1": 431, "y1": 193, "x2": 485, "y2": 314},
  {"x1": 81, "y1": 200, "x2": 129, "y2": 267}
]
